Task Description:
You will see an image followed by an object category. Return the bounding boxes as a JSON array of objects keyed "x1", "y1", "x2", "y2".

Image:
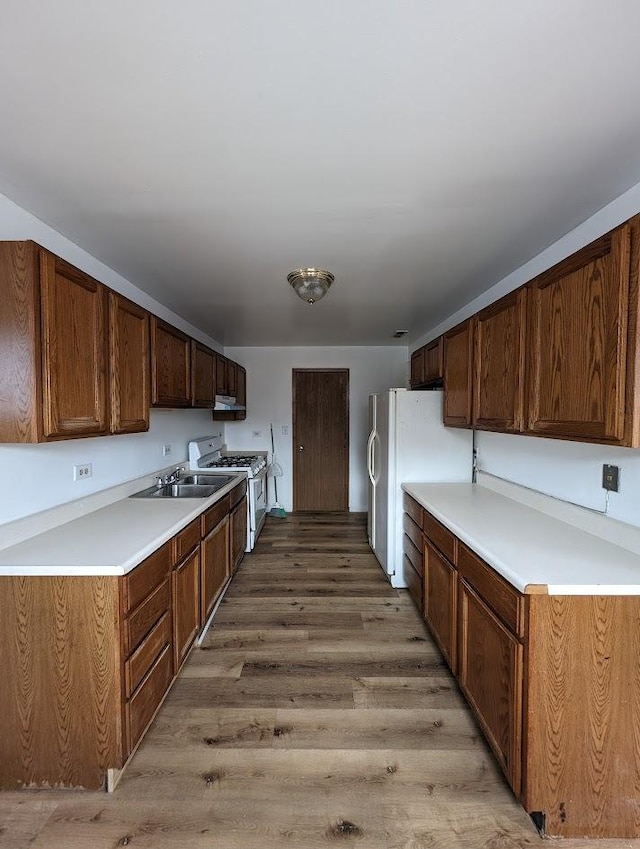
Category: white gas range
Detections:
[{"x1": 188, "y1": 434, "x2": 267, "y2": 551}]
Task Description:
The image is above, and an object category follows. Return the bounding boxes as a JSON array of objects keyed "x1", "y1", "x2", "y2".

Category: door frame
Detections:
[{"x1": 292, "y1": 368, "x2": 350, "y2": 512}]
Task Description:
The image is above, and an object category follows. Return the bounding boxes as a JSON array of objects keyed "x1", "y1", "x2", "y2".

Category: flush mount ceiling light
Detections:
[{"x1": 287, "y1": 267, "x2": 335, "y2": 304}]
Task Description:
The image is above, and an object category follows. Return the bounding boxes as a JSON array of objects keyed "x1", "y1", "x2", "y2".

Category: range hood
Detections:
[{"x1": 214, "y1": 394, "x2": 246, "y2": 412}]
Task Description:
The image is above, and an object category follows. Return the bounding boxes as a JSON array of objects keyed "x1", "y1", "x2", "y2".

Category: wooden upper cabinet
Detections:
[
  {"x1": 227, "y1": 360, "x2": 237, "y2": 397},
  {"x1": 40, "y1": 251, "x2": 109, "y2": 438},
  {"x1": 235, "y1": 365, "x2": 247, "y2": 420},
  {"x1": 410, "y1": 348, "x2": 425, "y2": 387},
  {"x1": 525, "y1": 219, "x2": 638, "y2": 444},
  {"x1": 191, "y1": 341, "x2": 216, "y2": 408},
  {"x1": 473, "y1": 290, "x2": 525, "y2": 433},
  {"x1": 150, "y1": 317, "x2": 191, "y2": 407},
  {"x1": 109, "y1": 293, "x2": 150, "y2": 434},
  {"x1": 424, "y1": 337, "x2": 443, "y2": 384},
  {"x1": 410, "y1": 338, "x2": 443, "y2": 389},
  {"x1": 215, "y1": 354, "x2": 228, "y2": 396},
  {"x1": 443, "y1": 319, "x2": 474, "y2": 427}
]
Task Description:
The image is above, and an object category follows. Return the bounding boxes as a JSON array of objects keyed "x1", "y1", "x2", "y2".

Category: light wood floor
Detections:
[{"x1": 1, "y1": 514, "x2": 637, "y2": 848}]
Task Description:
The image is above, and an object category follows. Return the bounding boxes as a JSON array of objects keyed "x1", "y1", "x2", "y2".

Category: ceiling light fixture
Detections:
[{"x1": 287, "y1": 267, "x2": 334, "y2": 304}]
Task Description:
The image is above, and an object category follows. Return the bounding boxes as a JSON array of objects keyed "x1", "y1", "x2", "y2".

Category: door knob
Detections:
[{"x1": 298, "y1": 445, "x2": 304, "y2": 451}]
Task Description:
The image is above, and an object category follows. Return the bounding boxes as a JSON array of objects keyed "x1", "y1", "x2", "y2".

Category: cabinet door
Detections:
[
  {"x1": 150, "y1": 317, "x2": 191, "y2": 407},
  {"x1": 473, "y1": 290, "x2": 525, "y2": 432},
  {"x1": 235, "y1": 366, "x2": 247, "y2": 420},
  {"x1": 458, "y1": 579, "x2": 523, "y2": 795},
  {"x1": 200, "y1": 515, "x2": 229, "y2": 623},
  {"x1": 191, "y1": 341, "x2": 216, "y2": 407},
  {"x1": 215, "y1": 355, "x2": 228, "y2": 396},
  {"x1": 424, "y1": 539, "x2": 457, "y2": 672},
  {"x1": 525, "y1": 222, "x2": 632, "y2": 443},
  {"x1": 410, "y1": 348, "x2": 425, "y2": 387},
  {"x1": 40, "y1": 252, "x2": 108, "y2": 438},
  {"x1": 227, "y1": 361, "x2": 237, "y2": 397},
  {"x1": 424, "y1": 337, "x2": 443, "y2": 384},
  {"x1": 172, "y1": 547, "x2": 200, "y2": 670},
  {"x1": 443, "y1": 319, "x2": 473, "y2": 427},
  {"x1": 231, "y1": 496, "x2": 247, "y2": 572},
  {"x1": 109, "y1": 293, "x2": 150, "y2": 434}
]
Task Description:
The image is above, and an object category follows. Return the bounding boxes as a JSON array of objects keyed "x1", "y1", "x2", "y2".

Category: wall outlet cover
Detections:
[
  {"x1": 73, "y1": 463, "x2": 92, "y2": 481},
  {"x1": 162, "y1": 444, "x2": 172, "y2": 457},
  {"x1": 602, "y1": 464, "x2": 620, "y2": 492}
]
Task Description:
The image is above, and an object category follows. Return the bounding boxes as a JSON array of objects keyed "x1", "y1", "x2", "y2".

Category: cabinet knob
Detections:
[{"x1": 298, "y1": 445, "x2": 304, "y2": 452}]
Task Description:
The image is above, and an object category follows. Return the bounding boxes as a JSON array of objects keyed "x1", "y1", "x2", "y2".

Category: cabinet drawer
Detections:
[
  {"x1": 458, "y1": 543, "x2": 524, "y2": 637},
  {"x1": 229, "y1": 479, "x2": 246, "y2": 509},
  {"x1": 124, "y1": 611, "x2": 172, "y2": 698},
  {"x1": 403, "y1": 533, "x2": 422, "y2": 574},
  {"x1": 123, "y1": 541, "x2": 172, "y2": 613},
  {"x1": 403, "y1": 512, "x2": 422, "y2": 551},
  {"x1": 403, "y1": 554, "x2": 423, "y2": 614},
  {"x1": 202, "y1": 496, "x2": 230, "y2": 536},
  {"x1": 174, "y1": 519, "x2": 200, "y2": 563},
  {"x1": 403, "y1": 494, "x2": 423, "y2": 529},
  {"x1": 423, "y1": 511, "x2": 456, "y2": 564},
  {"x1": 124, "y1": 578, "x2": 171, "y2": 656},
  {"x1": 125, "y1": 643, "x2": 173, "y2": 754}
]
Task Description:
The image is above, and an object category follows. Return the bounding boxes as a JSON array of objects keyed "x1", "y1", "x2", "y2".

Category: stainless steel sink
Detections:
[
  {"x1": 178, "y1": 474, "x2": 236, "y2": 486},
  {"x1": 130, "y1": 474, "x2": 236, "y2": 498}
]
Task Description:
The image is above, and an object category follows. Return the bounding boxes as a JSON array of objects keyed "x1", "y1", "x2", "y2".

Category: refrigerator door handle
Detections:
[{"x1": 367, "y1": 430, "x2": 376, "y2": 485}]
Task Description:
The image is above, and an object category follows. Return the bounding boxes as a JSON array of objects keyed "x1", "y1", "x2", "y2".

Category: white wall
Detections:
[
  {"x1": 476, "y1": 432, "x2": 640, "y2": 527},
  {"x1": 410, "y1": 178, "x2": 640, "y2": 531},
  {"x1": 224, "y1": 347, "x2": 408, "y2": 512},
  {"x1": 0, "y1": 409, "x2": 216, "y2": 526},
  {"x1": 0, "y1": 193, "x2": 224, "y2": 529}
]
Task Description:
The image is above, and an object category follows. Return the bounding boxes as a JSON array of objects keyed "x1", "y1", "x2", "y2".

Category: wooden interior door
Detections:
[{"x1": 293, "y1": 369, "x2": 349, "y2": 511}]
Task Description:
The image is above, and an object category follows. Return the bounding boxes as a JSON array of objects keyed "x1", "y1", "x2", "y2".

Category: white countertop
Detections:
[
  {"x1": 0, "y1": 475, "x2": 245, "y2": 576},
  {"x1": 402, "y1": 482, "x2": 640, "y2": 595}
]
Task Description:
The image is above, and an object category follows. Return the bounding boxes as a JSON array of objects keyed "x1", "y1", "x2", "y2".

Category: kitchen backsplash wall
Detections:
[
  {"x1": 0, "y1": 409, "x2": 217, "y2": 527},
  {"x1": 223, "y1": 346, "x2": 408, "y2": 513},
  {"x1": 476, "y1": 430, "x2": 640, "y2": 529}
]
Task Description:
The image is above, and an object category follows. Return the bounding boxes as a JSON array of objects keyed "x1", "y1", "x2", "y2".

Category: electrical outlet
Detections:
[
  {"x1": 162, "y1": 444, "x2": 172, "y2": 457},
  {"x1": 73, "y1": 463, "x2": 92, "y2": 481},
  {"x1": 281, "y1": 425, "x2": 289, "y2": 435},
  {"x1": 252, "y1": 430, "x2": 262, "y2": 438},
  {"x1": 602, "y1": 464, "x2": 620, "y2": 492}
]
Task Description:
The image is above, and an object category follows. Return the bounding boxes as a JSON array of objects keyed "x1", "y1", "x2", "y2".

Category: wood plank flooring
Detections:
[{"x1": 0, "y1": 513, "x2": 637, "y2": 848}]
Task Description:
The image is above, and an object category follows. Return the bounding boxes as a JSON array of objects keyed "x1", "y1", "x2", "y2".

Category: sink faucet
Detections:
[
  {"x1": 158, "y1": 466, "x2": 184, "y2": 486},
  {"x1": 165, "y1": 466, "x2": 184, "y2": 485}
]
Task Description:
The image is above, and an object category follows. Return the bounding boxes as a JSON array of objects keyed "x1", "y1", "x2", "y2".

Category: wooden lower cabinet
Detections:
[
  {"x1": 458, "y1": 579, "x2": 522, "y2": 795},
  {"x1": 172, "y1": 546, "x2": 201, "y2": 671},
  {"x1": 403, "y1": 497, "x2": 640, "y2": 838},
  {"x1": 201, "y1": 515, "x2": 230, "y2": 622},
  {"x1": 424, "y1": 539, "x2": 458, "y2": 673},
  {"x1": 0, "y1": 491, "x2": 240, "y2": 791}
]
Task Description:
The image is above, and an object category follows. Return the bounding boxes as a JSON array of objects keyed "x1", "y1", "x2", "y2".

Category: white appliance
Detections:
[
  {"x1": 188, "y1": 434, "x2": 267, "y2": 551},
  {"x1": 367, "y1": 389, "x2": 473, "y2": 587}
]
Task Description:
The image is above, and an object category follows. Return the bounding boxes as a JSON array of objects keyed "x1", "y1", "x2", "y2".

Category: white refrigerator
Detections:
[{"x1": 367, "y1": 389, "x2": 473, "y2": 587}]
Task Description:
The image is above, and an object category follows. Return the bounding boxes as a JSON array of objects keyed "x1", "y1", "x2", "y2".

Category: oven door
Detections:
[{"x1": 250, "y1": 468, "x2": 267, "y2": 547}]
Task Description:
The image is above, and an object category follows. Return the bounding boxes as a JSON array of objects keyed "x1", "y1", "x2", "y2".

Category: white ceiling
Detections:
[{"x1": 2, "y1": 1, "x2": 640, "y2": 347}]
